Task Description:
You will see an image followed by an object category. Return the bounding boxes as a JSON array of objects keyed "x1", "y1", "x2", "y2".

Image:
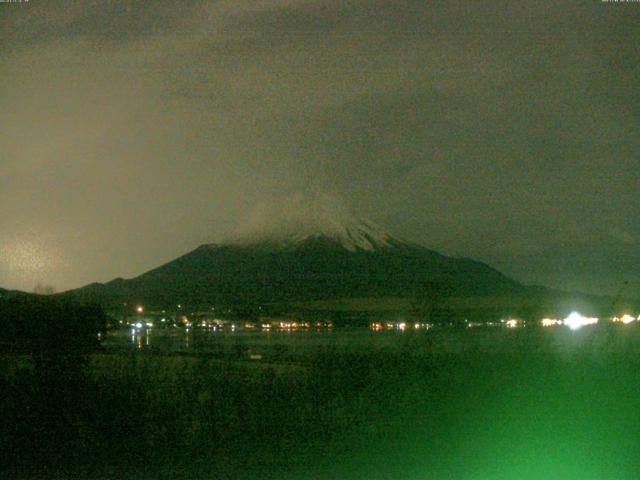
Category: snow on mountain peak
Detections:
[
  {"x1": 226, "y1": 192, "x2": 395, "y2": 251},
  {"x1": 282, "y1": 217, "x2": 394, "y2": 251}
]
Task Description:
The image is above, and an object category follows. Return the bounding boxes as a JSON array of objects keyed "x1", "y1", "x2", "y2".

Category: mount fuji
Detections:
[{"x1": 64, "y1": 211, "x2": 526, "y2": 312}]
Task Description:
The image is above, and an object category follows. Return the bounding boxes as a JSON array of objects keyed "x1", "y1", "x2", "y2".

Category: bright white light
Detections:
[
  {"x1": 136, "y1": 306, "x2": 144, "y2": 313},
  {"x1": 611, "y1": 314, "x2": 635, "y2": 324},
  {"x1": 505, "y1": 319, "x2": 519, "y2": 328},
  {"x1": 563, "y1": 312, "x2": 598, "y2": 330},
  {"x1": 620, "y1": 314, "x2": 635, "y2": 325},
  {"x1": 135, "y1": 322, "x2": 143, "y2": 329},
  {"x1": 398, "y1": 322, "x2": 406, "y2": 331}
]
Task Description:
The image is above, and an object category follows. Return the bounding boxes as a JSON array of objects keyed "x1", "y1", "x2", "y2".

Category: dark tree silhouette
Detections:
[{"x1": 0, "y1": 294, "x2": 107, "y2": 359}]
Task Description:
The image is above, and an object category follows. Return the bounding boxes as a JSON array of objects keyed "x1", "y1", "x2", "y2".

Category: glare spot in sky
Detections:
[{"x1": 0, "y1": 239, "x2": 61, "y2": 273}]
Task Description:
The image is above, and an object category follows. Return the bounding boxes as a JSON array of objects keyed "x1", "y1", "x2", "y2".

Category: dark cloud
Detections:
[{"x1": 1, "y1": 0, "x2": 638, "y2": 294}]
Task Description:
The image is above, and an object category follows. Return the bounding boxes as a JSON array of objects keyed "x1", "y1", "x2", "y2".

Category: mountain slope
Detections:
[{"x1": 64, "y1": 218, "x2": 525, "y2": 309}]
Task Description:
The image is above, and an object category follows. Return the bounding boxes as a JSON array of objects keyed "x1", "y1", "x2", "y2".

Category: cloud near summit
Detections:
[{"x1": 228, "y1": 191, "x2": 370, "y2": 243}]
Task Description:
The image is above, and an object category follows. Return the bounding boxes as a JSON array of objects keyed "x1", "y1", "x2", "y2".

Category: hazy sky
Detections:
[{"x1": 1, "y1": 0, "x2": 639, "y2": 295}]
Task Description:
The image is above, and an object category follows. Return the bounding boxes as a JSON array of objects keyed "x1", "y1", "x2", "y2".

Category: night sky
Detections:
[{"x1": 1, "y1": 1, "x2": 639, "y2": 295}]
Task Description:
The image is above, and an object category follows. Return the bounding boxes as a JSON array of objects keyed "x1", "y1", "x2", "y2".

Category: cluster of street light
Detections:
[
  {"x1": 612, "y1": 314, "x2": 638, "y2": 325},
  {"x1": 369, "y1": 322, "x2": 433, "y2": 332},
  {"x1": 128, "y1": 304, "x2": 638, "y2": 334},
  {"x1": 367, "y1": 312, "x2": 640, "y2": 332}
]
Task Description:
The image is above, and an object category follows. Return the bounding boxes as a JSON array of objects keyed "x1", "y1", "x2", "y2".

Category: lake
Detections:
[
  {"x1": 4, "y1": 322, "x2": 640, "y2": 479},
  {"x1": 103, "y1": 322, "x2": 640, "y2": 359}
]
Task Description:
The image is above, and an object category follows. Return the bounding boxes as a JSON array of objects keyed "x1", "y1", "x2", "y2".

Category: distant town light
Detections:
[
  {"x1": 541, "y1": 318, "x2": 562, "y2": 327},
  {"x1": 623, "y1": 314, "x2": 635, "y2": 324},
  {"x1": 505, "y1": 319, "x2": 519, "y2": 328},
  {"x1": 136, "y1": 306, "x2": 144, "y2": 313},
  {"x1": 564, "y1": 312, "x2": 598, "y2": 330},
  {"x1": 612, "y1": 314, "x2": 636, "y2": 325}
]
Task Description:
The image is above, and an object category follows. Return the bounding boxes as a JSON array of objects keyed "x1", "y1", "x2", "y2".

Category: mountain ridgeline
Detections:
[{"x1": 65, "y1": 220, "x2": 526, "y2": 311}]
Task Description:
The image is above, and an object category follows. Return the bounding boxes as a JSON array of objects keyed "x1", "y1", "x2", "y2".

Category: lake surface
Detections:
[
  {"x1": 103, "y1": 322, "x2": 640, "y2": 359},
  {"x1": 5, "y1": 322, "x2": 640, "y2": 479},
  {"x1": 93, "y1": 322, "x2": 640, "y2": 480}
]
